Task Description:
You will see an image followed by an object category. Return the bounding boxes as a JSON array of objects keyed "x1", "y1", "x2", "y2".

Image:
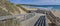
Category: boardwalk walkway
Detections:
[{"x1": 34, "y1": 16, "x2": 47, "y2": 26}]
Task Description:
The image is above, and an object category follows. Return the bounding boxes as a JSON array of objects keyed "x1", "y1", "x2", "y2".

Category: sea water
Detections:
[{"x1": 28, "y1": 5, "x2": 60, "y2": 11}]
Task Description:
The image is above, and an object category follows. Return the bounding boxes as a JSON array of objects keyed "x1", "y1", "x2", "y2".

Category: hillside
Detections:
[{"x1": 0, "y1": 0, "x2": 27, "y2": 16}]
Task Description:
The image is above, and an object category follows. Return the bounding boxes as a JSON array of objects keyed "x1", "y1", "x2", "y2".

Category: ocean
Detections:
[{"x1": 24, "y1": 5, "x2": 60, "y2": 11}]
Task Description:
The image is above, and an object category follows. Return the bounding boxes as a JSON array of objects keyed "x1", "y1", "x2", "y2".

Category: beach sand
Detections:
[
  {"x1": 51, "y1": 10, "x2": 60, "y2": 17},
  {"x1": 46, "y1": 10, "x2": 60, "y2": 26}
]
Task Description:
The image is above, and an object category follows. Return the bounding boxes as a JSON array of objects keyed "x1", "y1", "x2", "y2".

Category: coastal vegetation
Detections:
[
  {"x1": 0, "y1": 0, "x2": 28, "y2": 16},
  {"x1": 0, "y1": 0, "x2": 27, "y2": 26},
  {"x1": 16, "y1": 5, "x2": 30, "y2": 13}
]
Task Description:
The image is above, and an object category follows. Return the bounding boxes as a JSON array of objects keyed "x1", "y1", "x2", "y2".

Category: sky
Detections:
[{"x1": 10, "y1": 0, "x2": 60, "y2": 5}]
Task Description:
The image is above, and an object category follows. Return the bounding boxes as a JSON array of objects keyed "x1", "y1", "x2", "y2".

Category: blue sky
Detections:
[{"x1": 10, "y1": 0, "x2": 60, "y2": 5}]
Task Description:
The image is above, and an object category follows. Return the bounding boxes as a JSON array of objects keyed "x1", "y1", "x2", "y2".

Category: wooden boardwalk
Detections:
[{"x1": 34, "y1": 16, "x2": 48, "y2": 26}]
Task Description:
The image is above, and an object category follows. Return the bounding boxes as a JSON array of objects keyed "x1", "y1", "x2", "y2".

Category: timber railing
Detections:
[{"x1": 0, "y1": 13, "x2": 35, "y2": 26}]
